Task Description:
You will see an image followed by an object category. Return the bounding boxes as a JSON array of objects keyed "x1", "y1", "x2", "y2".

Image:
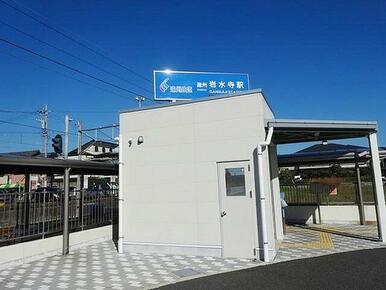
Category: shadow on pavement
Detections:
[{"x1": 156, "y1": 248, "x2": 386, "y2": 290}]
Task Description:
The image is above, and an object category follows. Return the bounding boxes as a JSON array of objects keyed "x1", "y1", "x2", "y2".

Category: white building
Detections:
[{"x1": 118, "y1": 90, "x2": 386, "y2": 261}]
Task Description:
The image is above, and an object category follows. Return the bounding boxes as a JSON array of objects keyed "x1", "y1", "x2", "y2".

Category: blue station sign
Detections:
[{"x1": 154, "y1": 70, "x2": 250, "y2": 101}]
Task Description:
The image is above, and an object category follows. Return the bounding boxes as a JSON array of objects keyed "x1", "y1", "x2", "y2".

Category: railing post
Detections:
[
  {"x1": 80, "y1": 188, "x2": 84, "y2": 230},
  {"x1": 355, "y1": 163, "x2": 365, "y2": 225},
  {"x1": 63, "y1": 167, "x2": 70, "y2": 255},
  {"x1": 316, "y1": 189, "x2": 321, "y2": 224},
  {"x1": 15, "y1": 196, "x2": 20, "y2": 237},
  {"x1": 24, "y1": 193, "x2": 30, "y2": 236},
  {"x1": 42, "y1": 189, "x2": 46, "y2": 239}
]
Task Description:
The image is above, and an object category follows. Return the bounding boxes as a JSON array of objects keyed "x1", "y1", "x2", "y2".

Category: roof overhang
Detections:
[
  {"x1": 266, "y1": 119, "x2": 377, "y2": 145},
  {"x1": 120, "y1": 89, "x2": 272, "y2": 114},
  {"x1": 278, "y1": 151, "x2": 370, "y2": 167},
  {"x1": 0, "y1": 155, "x2": 118, "y2": 175}
]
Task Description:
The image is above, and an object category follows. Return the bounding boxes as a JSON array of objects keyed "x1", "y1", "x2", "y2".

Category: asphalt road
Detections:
[{"x1": 157, "y1": 248, "x2": 386, "y2": 290}]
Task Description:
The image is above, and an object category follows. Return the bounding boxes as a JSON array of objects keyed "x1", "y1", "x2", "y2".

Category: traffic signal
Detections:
[{"x1": 52, "y1": 134, "x2": 63, "y2": 154}]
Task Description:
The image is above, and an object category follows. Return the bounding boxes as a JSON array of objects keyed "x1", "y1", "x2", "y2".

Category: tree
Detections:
[{"x1": 279, "y1": 168, "x2": 294, "y2": 185}]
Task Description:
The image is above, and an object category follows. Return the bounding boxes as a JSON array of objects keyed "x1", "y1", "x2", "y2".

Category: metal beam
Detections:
[
  {"x1": 24, "y1": 174, "x2": 30, "y2": 192},
  {"x1": 118, "y1": 134, "x2": 123, "y2": 253},
  {"x1": 265, "y1": 119, "x2": 377, "y2": 145},
  {"x1": 0, "y1": 155, "x2": 117, "y2": 175},
  {"x1": 368, "y1": 133, "x2": 386, "y2": 242},
  {"x1": 355, "y1": 163, "x2": 365, "y2": 225},
  {"x1": 62, "y1": 167, "x2": 71, "y2": 255},
  {"x1": 266, "y1": 119, "x2": 377, "y2": 130},
  {"x1": 81, "y1": 124, "x2": 119, "y2": 132},
  {"x1": 64, "y1": 115, "x2": 70, "y2": 160}
]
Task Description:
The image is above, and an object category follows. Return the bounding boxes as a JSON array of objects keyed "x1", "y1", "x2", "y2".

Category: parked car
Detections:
[
  {"x1": 0, "y1": 189, "x2": 13, "y2": 206},
  {"x1": 31, "y1": 187, "x2": 61, "y2": 202},
  {"x1": 0, "y1": 198, "x2": 5, "y2": 208}
]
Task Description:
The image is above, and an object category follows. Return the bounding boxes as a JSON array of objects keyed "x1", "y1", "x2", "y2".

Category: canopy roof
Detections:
[
  {"x1": 278, "y1": 142, "x2": 386, "y2": 168},
  {"x1": 266, "y1": 119, "x2": 377, "y2": 145},
  {"x1": 0, "y1": 155, "x2": 118, "y2": 175}
]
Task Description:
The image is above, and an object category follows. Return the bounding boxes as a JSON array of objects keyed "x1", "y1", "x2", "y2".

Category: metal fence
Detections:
[
  {"x1": 0, "y1": 189, "x2": 117, "y2": 246},
  {"x1": 280, "y1": 182, "x2": 381, "y2": 205}
]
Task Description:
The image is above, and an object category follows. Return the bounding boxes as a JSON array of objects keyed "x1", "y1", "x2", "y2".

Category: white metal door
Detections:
[{"x1": 218, "y1": 161, "x2": 255, "y2": 258}]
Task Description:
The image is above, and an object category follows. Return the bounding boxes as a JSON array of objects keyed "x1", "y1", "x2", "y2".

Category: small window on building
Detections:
[
  {"x1": 102, "y1": 147, "x2": 106, "y2": 153},
  {"x1": 109, "y1": 148, "x2": 113, "y2": 152},
  {"x1": 95, "y1": 146, "x2": 99, "y2": 152},
  {"x1": 225, "y1": 167, "x2": 246, "y2": 196}
]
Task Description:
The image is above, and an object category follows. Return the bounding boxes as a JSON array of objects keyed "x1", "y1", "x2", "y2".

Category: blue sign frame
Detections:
[{"x1": 154, "y1": 70, "x2": 250, "y2": 101}]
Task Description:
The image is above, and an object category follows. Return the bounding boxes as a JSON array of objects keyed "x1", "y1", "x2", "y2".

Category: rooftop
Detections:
[
  {"x1": 266, "y1": 119, "x2": 377, "y2": 144},
  {"x1": 119, "y1": 89, "x2": 273, "y2": 114}
]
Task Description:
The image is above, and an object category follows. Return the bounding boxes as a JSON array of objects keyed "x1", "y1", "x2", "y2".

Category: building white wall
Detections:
[
  {"x1": 120, "y1": 92, "x2": 279, "y2": 259},
  {"x1": 285, "y1": 205, "x2": 377, "y2": 224}
]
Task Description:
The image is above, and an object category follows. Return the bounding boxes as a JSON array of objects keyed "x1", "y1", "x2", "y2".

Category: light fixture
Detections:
[{"x1": 137, "y1": 136, "x2": 144, "y2": 144}]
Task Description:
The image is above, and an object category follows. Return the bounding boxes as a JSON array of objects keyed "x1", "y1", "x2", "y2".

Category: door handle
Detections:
[{"x1": 221, "y1": 211, "x2": 227, "y2": 217}]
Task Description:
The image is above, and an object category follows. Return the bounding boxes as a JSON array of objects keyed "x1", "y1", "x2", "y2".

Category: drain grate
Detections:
[{"x1": 172, "y1": 268, "x2": 201, "y2": 278}]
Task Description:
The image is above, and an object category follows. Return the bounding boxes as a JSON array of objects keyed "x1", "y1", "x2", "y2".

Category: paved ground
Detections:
[
  {"x1": 275, "y1": 225, "x2": 384, "y2": 262},
  {"x1": 0, "y1": 242, "x2": 258, "y2": 289},
  {"x1": 306, "y1": 223, "x2": 379, "y2": 239},
  {"x1": 0, "y1": 225, "x2": 384, "y2": 289},
  {"x1": 158, "y1": 247, "x2": 386, "y2": 290}
]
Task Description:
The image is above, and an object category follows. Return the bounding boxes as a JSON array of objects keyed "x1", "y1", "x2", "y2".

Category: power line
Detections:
[
  {"x1": 82, "y1": 131, "x2": 95, "y2": 141},
  {"x1": 0, "y1": 131, "x2": 40, "y2": 134},
  {"x1": 81, "y1": 124, "x2": 119, "y2": 132},
  {"x1": 1, "y1": 0, "x2": 152, "y2": 83},
  {"x1": 52, "y1": 110, "x2": 117, "y2": 114},
  {"x1": 0, "y1": 48, "x2": 138, "y2": 104},
  {"x1": 0, "y1": 119, "x2": 41, "y2": 130},
  {"x1": 0, "y1": 19, "x2": 152, "y2": 94},
  {"x1": 98, "y1": 130, "x2": 117, "y2": 142},
  {"x1": 0, "y1": 37, "x2": 158, "y2": 103},
  {"x1": 0, "y1": 139, "x2": 41, "y2": 147},
  {"x1": 0, "y1": 119, "x2": 78, "y2": 136},
  {"x1": 0, "y1": 109, "x2": 35, "y2": 114}
]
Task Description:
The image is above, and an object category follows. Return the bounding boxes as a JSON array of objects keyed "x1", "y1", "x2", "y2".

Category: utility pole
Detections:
[
  {"x1": 136, "y1": 96, "x2": 145, "y2": 108},
  {"x1": 37, "y1": 105, "x2": 49, "y2": 158},
  {"x1": 64, "y1": 115, "x2": 70, "y2": 159},
  {"x1": 76, "y1": 120, "x2": 84, "y2": 230},
  {"x1": 37, "y1": 105, "x2": 49, "y2": 188},
  {"x1": 77, "y1": 120, "x2": 83, "y2": 160},
  {"x1": 63, "y1": 114, "x2": 71, "y2": 255}
]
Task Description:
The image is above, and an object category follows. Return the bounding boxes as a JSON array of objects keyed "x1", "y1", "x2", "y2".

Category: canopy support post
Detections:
[
  {"x1": 368, "y1": 132, "x2": 386, "y2": 242},
  {"x1": 355, "y1": 162, "x2": 365, "y2": 225},
  {"x1": 63, "y1": 167, "x2": 71, "y2": 255}
]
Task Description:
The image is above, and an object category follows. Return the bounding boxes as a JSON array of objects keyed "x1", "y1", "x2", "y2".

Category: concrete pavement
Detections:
[{"x1": 158, "y1": 247, "x2": 386, "y2": 290}]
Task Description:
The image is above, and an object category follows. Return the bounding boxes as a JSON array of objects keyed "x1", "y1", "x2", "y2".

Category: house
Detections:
[
  {"x1": 57, "y1": 140, "x2": 119, "y2": 189},
  {"x1": 68, "y1": 139, "x2": 118, "y2": 161}
]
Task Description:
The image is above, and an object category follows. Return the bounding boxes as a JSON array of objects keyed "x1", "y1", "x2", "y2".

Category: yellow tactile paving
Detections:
[
  {"x1": 281, "y1": 231, "x2": 334, "y2": 250},
  {"x1": 307, "y1": 224, "x2": 378, "y2": 238},
  {"x1": 319, "y1": 232, "x2": 334, "y2": 249}
]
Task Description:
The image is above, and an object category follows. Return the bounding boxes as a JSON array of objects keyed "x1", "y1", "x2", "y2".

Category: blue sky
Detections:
[{"x1": 0, "y1": 0, "x2": 385, "y2": 153}]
